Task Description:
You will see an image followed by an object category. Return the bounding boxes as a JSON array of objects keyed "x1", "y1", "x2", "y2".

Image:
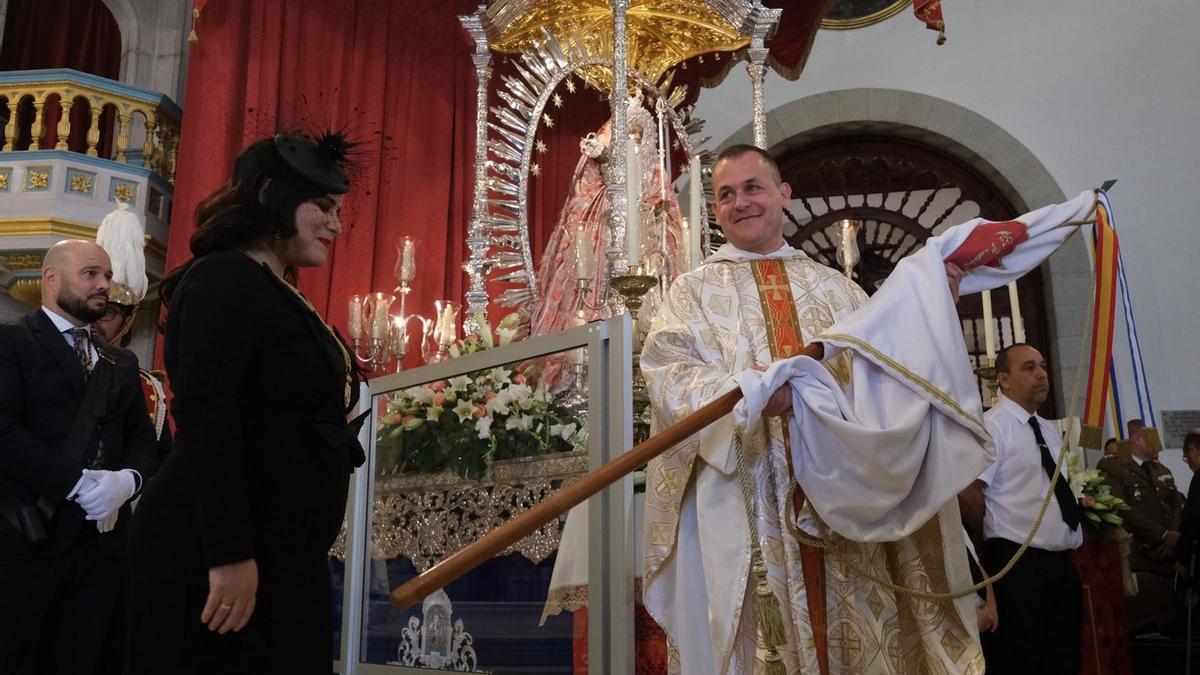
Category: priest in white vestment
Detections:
[{"x1": 641, "y1": 143, "x2": 1098, "y2": 674}]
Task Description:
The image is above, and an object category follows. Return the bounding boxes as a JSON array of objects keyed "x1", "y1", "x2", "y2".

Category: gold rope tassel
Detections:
[{"x1": 188, "y1": 8, "x2": 200, "y2": 43}]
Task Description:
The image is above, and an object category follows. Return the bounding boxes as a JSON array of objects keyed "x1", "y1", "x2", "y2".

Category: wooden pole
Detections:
[{"x1": 390, "y1": 343, "x2": 824, "y2": 610}]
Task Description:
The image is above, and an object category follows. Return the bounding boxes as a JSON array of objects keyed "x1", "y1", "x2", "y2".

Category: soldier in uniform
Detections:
[
  {"x1": 91, "y1": 203, "x2": 172, "y2": 463},
  {"x1": 1097, "y1": 419, "x2": 1184, "y2": 576}
]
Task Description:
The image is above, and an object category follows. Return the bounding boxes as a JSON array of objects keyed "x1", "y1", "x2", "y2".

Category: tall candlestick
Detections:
[
  {"x1": 348, "y1": 295, "x2": 363, "y2": 341},
  {"x1": 626, "y1": 135, "x2": 642, "y2": 267},
  {"x1": 981, "y1": 290, "x2": 996, "y2": 359},
  {"x1": 1007, "y1": 281, "x2": 1025, "y2": 342},
  {"x1": 689, "y1": 157, "x2": 703, "y2": 268}
]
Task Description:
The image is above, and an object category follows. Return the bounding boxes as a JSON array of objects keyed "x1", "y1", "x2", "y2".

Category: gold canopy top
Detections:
[{"x1": 483, "y1": 0, "x2": 769, "y2": 91}]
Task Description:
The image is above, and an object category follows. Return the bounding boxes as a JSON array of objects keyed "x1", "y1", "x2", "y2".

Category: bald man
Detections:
[{"x1": 0, "y1": 240, "x2": 158, "y2": 674}]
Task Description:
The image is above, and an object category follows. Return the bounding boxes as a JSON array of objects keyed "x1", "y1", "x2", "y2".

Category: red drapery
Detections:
[
  {"x1": 169, "y1": 0, "x2": 482, "y2": 369},
  {"x1": 168, "y1": 0, "x2": 829, "y2": 367},
  {"x1": 0, "y1": 0, "x2": 120, "y2": 154}
]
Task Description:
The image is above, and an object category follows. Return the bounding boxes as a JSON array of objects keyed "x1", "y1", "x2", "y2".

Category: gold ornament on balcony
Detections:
[
  {"x1": 70, "y1": 174, "x2": 93, "y2": 194},
  {"x1": 114, "y1": 183, "x2": 136, "y2": 203},
  {"x1": 0, "y1": 173, "x2": 8, "y2": 191},
  {"x1": 27, "y1": 170, "x2": 49, "y2": 190}
]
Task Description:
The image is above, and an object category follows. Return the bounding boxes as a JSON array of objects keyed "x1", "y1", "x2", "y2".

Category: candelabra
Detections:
[
  {"x1": 347, "y1": 237, "x2": 434, "y2": 373},
  {"x1": 610, "y1": 265, "x2": 659, "y2": 444},
  {"x1": 974, "y1": 355, "x2": 999, "y2": 407}
]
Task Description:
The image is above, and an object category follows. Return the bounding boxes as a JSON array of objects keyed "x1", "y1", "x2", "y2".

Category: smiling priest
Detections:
[{"x1": 640, "y1": 144, "x2": 1098, "y2": 674}]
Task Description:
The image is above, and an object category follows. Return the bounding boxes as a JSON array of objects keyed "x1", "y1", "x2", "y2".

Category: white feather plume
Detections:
[{"x1": 96, "y1": 202, "x2": 148, "y2": 303}]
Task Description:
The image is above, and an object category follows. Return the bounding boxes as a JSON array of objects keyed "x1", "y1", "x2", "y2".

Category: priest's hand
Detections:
[
  {"x1": 203, "y1": 558, "x2": 258, "y2": 634},
  {"x1": 944, "y1": 262, "x2": 965, "y2": 304},
  {"x1": 763, "y1": 385, "x2": 793, "y2": 417}
]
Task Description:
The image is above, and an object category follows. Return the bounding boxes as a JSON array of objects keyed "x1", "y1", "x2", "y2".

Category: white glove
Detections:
[
  {"x1": 73, "y1": 469, "x2": 137, "y2": 522},
  {"x1": 96, "y1": 509, "x2": 120, "y2": 533}
]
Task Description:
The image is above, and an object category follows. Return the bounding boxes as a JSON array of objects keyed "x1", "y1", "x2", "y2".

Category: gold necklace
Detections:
[{"x1": 235, "y1": 248, "x2": 353, "y2": 407}]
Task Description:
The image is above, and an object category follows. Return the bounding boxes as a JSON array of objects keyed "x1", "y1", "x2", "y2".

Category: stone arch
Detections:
[
  {"x1": 99, "y1": 0, "x2": 139, "y2": 83},
  {"x1": 715, "y1": 88, "x2": 1090, "y2": 413}
]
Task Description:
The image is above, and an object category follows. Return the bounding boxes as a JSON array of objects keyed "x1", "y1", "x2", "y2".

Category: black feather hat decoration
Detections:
[{"x1": 274, "y1": 130, "x2": 359, "y2": 194}]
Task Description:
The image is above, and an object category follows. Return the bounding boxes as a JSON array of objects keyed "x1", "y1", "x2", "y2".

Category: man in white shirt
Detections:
[
  {"x1": 0, "y1": 240, "x2": 157, "y2": 674},
  {"x1": 960, "y1": 343, "x2": 1084, "y2": 674}
]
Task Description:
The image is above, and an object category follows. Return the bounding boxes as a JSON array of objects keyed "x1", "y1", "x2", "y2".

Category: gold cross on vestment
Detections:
[
  {"x1": 831, "y1": 624, "x2": 862, "y2": 663},
  {"x1": 758, "y1": 273, "x2": 791, "y2": 302}
]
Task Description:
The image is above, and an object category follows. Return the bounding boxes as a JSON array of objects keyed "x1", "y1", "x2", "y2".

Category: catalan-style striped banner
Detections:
[{"x1": 1080, "y1": 196, "x2": 1120, "y2": 448}]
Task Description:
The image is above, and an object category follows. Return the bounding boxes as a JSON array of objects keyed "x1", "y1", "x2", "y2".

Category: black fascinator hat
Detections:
[{"x1": 274, "y1": 131, "x2": 357, "y2": 194}]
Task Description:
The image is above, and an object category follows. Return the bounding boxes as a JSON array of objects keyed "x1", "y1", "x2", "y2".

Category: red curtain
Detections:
[
  {"x1": 169, "y1": 0, "x2": 484, "y2": 369},
  {"x1": 167, "y1": 0, "x2": 829, "y2": 367},
  {"x1": 0, "y1": 0, "x2": 121, "y2": 154}
]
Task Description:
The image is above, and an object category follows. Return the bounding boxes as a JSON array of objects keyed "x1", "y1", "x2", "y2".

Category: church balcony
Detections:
[{"x1": 0, "y1": 68, "x2": 180, "y2": 311}]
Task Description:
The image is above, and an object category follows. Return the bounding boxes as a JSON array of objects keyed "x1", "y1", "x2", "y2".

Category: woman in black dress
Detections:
[{"x1": 128, "y1": 134, "x2": 365, "y2": 674}]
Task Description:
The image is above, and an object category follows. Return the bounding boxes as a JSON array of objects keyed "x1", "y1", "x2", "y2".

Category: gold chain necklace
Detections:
[{"x1": 236, "y1": 249, "x2": 353, "y2": 407}]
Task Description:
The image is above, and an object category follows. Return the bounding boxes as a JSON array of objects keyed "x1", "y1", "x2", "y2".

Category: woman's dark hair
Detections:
[{"x1": 159, "y1": 137, "x2": 334, "y2": 305}]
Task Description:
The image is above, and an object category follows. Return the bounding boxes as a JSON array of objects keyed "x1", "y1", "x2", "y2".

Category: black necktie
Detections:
[
  {"x1": 1029, "y1": 416, "x2": 1080, "y2": 530},
  {"x1": 66, "y1": 327, "x2": 93, "y2": 375}
]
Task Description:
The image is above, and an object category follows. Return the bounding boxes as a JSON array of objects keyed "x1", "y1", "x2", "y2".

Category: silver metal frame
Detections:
[{"x1": 334, "y1": 315, "x2": 634, "y2": 675}]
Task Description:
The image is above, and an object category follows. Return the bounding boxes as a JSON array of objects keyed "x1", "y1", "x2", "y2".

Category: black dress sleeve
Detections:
[{"x1": 167, "y1": 254, "x2": 267, "y2": 568}]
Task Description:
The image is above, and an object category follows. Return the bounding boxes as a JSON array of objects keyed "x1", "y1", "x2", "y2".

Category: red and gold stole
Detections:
[{"x1": 749, "y1": 258, "x2": 830, "y2": 675}]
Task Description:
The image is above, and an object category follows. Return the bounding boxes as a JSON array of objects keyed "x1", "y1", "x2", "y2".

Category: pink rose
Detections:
[
  {"x1": 432, "y1": 392, "x2": 446, "y2": 407},
  {"x1": 514, "y1": 374, "x2": 527, "y2": 385},
  {"x1": 473, "y1": 405, "x2": 487, "y2": 418},
  {"x1": 485, "y1": 391, "x2": 498, "y2": 401},
  {"x1": 428, "y1": 380, "x2": 447, "y2": 392}
]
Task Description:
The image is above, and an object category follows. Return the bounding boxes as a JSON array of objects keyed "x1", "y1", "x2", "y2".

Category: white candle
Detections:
[
  {"x1": 439, "y1": 304, "x2": 457, "y2": 346},
  {"x1": 393, "y1": 315, "x2": 407, "y2": 354},
  {"x1": 575, "y1": 224, "x2": 594, "y2": 279},
  {"x1": 347, "y1": 295, "x2": 363, "y2": 341},
  {"x1": 371, "y1": 293, "x2": 393, "y2": 341},
  {"x1": 657, "y1": 103, "x2": 668, "y2": 202},
  {"x1": 400, "y1": 237, "x2": 416, "y2": 284},
  {"x1": 981, "y1": 290, "x2": 996, "y2": 360},
  {"x1": 688, "y1": 156, "x2": 702, "y2": 268},
  {"x1": 1007, "y1": 281, "x2": 1025, "y2": 343},
  {"x1": 626, "y1": 135, "x2": 642, "y2": 267}
]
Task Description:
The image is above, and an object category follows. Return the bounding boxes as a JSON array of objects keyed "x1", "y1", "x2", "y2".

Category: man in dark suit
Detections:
[
  {"x1": 1176, "y1": 432, "x2": 1200, "y2": 573},
  {"x1": 0, "y1": 240, "x2": 158, "y2": 674}
]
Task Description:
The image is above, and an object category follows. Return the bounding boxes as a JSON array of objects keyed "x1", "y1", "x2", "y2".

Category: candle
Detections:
[
  {"x1": 981, "y1": 290, "x2": 996, "y2": 360},
  {"x1": 393, "y1": 316, "x2": 407, "y2": 356},
  {"x1": 439, "y1": 304, "x2": 458, "y2": 346},
  {"x1": 688, "y1": 156, "x2": 702, "y2": 268},
  {"x1": 838, "y1": 219, "x2": 859, "y2": 278},
  {"x1": 575, "y1": 224, "x2": 594, "y2": 279},
  {"x1": 1007, "y1": 281, "x2": 1025, "y2": 342},
  {"x1": 680, "y1": 218, "x2": 690, "y2": 269},
  {"x1": 370, "y1": 293, "x2": 393, "y2": 341},
  {"x1": 347, "y1": 295, "x2": 363, "y2": 341},
  {"x1": 657, "y1": 102, "x2": 668, "y2": 202},
  {"x1": 399, "y1": 237, "x2": 416, "y2": 284},
  {"x1": 626, "y1": 135, "x2": 642, "y2": 267}
]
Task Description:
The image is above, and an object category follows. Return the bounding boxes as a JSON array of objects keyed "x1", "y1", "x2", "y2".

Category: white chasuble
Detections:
[{"x1": 641, "y1": 244, "x2": 984, "y2": 675}]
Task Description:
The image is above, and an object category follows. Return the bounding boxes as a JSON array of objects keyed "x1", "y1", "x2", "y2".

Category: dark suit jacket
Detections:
[
  {"x1": 1178, "y1": 471, "x2": 1200, "y2": 567},
  {"x1": 0, "y1": 308, "x2": 159, "y2": 557}
]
